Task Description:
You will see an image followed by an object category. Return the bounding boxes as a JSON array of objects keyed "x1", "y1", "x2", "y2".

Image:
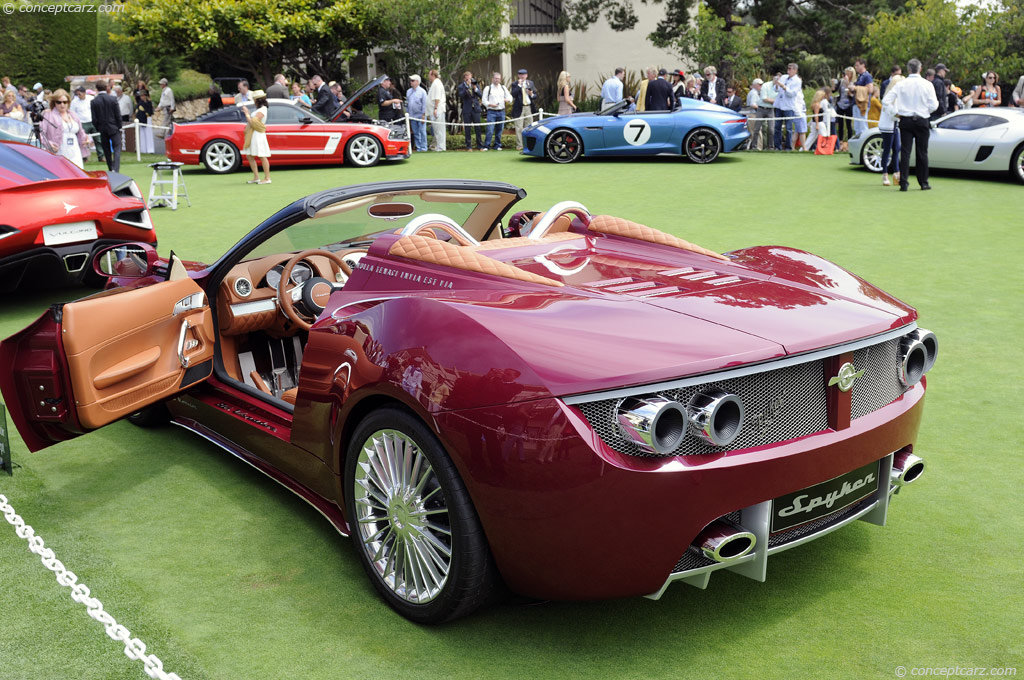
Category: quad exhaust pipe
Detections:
[
  {"x1": 694, "y1": 518, "x2": 757, "y2": 562},
  {"x1": 616, "y1": 396, "x2": 687, "y2": 455},
  {"x1": 891, "y1": 450, "x2": 926, "y2": 486}
]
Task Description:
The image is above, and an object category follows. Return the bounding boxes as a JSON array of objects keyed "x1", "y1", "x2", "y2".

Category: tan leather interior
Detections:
[
  {"x1": 62, "y1": 278, "x2": 214, "y2": 429},
  {"x1": 588, "y1": 214, "x2": 729, "y2": 261},
  {"x1": 250, "y1": 370, "x2": 271, "y2": 394},
  {"x1": 388, "y1": 234, "x2": 564, "y2": 287},
  {"x1": 527, "y1": 211, "x2": 574, "y2": 235},
  {"x1": 472, "y1": 232, "x2": 584, "y2": 251},
  {"x1": 281, "y1": 388, "x2": 297, "y2": 405}
]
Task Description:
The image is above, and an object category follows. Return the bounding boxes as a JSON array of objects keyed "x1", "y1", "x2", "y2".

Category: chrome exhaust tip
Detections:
[
  {"x1": 899, "y1": 337, "x2": 928, "y2": 387},
  {"x1": 695, "y1": 518, "x2": 757, "y2": 562},
  {"x1": 891, "y1": 451, "x2": 926, "y2": 486},
  {"x1": 909, "y1": 328, "x2": 938, "y2": 374},
  {"x1": 687, "y1": 389, "x2": 745, "y2": 447},
  {"x1": 63, "y1": 253, "x2": 89, "y2": 273},
  {"x1": 616, "y1": 396, "x2": 687, "y2": 455}
]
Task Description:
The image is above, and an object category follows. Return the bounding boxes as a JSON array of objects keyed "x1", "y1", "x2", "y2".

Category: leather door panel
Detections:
[{"x1": 62, "y1": 278, "x2": 214, "y2": 428}]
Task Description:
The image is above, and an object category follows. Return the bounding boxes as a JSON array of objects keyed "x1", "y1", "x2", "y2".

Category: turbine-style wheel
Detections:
[
  {"x1": 201, "y1": 140, "x2": 241, "y2": 174},
  {"x1": 860, "y1": 135, "x2": 884, "y2": 173},
  {"x1": 1011, "y1": 143, "x2": 1024, "y2": 184},
  {"x1": 345, "y1": 134, "x2": 382, "y2": 167},
  {"x1": 545, "y1": 129, "x2": 582, "y2": 163},
  {"x1": 684, "y1": 127, "x2": 722, "y2": 163},
  {"x1": 345, "y1": 407, "x2": 496, "y2": 623}
]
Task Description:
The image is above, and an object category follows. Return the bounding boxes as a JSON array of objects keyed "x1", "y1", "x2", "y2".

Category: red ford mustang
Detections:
[
  {"x1": 0, "y1": 141, "x2": 156, "y2": 292},
  {"x1": 0, "y1": 180, "x2": 936, "y2": 623},
  {"x1": 166, "y1": 76, "x2": 411, "y2": 173}
]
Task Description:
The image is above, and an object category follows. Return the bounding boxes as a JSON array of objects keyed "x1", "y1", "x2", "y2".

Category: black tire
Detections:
[
  {"x1": 345, "y1": 134, "x2": 382, "y2": 168},
  {"x1": 683, "y1": 127, "x2": 723, "y2": 163},
  {"x1": 200, "y1": 139, "x2": 241, "y2": 174},
  {"x1": 545, "y1": 129, "x2": 582, "y2": 163},
  {"x1": 859, "y1": 135, "x2": 885, "y2": 173},
  {"x1": 344, "y1": 406, "x2": 496, "y2": 623},
  {"x1": 1010, "y1": 142, "x2": 1024, "y2": 185},
  {"x1": 127, "y1": 401, "x2": 170, "y2": 427}
]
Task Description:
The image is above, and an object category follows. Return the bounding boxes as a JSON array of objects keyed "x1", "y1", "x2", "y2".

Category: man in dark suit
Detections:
[
  {"x1": 722, "y1": 86, "x2": 743, "y2": 112},
  {"x1": 931, "y1": 64, "x2": 948, "y2": 120},
  {"x1": 457, "y1": 71, "x2": 483, "y2": 150},
  {"x1": 310, "y1": 75, "x2": 338, "y2": 118},
  {"x1": 645, "y1": 68, "x2": 675, "y2": 112},
  {"x1": 89, "y1": 79, "x2": 122, "y2": 172},
  {"x1": 700, "y1": 66, "x2": 727, "y2": 106}
]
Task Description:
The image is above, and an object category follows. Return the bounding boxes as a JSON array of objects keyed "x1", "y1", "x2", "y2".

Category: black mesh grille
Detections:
[
  {"x1": 851, "y1": 339, "x2": 906, "y2": 420},
  {"x1": 577, "y1": 337, "x2": 907, "y2": 457}
]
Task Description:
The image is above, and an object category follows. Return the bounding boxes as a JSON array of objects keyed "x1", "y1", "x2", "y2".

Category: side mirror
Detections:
[
  {"x1": 300, "y1": 116, "x2": 313, "y2": 124},
  {"x1": 92, "y1": 242, "x2": 159, "y2": 279}
]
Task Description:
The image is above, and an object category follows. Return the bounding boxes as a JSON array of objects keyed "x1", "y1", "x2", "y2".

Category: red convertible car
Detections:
[
  {"x1": 0, "y1": 141, "x2": 156, "y2": 292},
  {"x1": 166, "y1": 76, "x2": 410, "y2": 173},
  {"x1": 0, "y1": 180, "x2": 936, "y2": 623}
]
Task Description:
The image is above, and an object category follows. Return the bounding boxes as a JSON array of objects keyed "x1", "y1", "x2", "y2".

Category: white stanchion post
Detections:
[
  {"x1": 135, "y1": 122, "x2": 141, "y2": 162},
  {"x1": 405, "y1": 112, "x2": 411, "y2": 149}
]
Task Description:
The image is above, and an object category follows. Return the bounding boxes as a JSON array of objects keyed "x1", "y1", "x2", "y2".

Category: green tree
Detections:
[
  {"x1": 669, "y1": 4, "x2": 770, "y2": 83},
  {"x1": 372, "y1": 0, "x2": 525, "y2": 90},
  {"x1": 115, "y1": 0, "x2": 380, "y2": 88},
  {"x1": 863, "y1": 0, "x2": 1016, "y2": 88}
]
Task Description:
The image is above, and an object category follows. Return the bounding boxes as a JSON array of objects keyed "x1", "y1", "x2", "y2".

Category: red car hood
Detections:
[{"x1": 442, "y1": 237, "x2": 915, "y2": 396}]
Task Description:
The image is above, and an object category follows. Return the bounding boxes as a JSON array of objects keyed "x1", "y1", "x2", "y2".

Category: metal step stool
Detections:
[{"x1": 147, "y1": 161, "x2": 191, "y2": 210}]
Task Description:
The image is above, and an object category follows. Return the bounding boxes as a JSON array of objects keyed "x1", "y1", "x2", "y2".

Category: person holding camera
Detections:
[
  {"x1": 457, "y1": 71, "x2": 483, "y2": 151},
  {"x1": 510, "y1": 69, "x2": 537, "y2": 151},
  {"x1": 40, "y1": 88, "x2": 92, "y2": 168}
]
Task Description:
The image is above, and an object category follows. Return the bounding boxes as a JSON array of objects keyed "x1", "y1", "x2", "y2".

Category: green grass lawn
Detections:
[{"x1": 1, "y1": 150, "x2": 1021, "y2": 680}]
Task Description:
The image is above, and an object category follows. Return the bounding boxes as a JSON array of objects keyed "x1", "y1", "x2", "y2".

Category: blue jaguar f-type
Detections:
[{"x1": 521, "y1": 98, "x2": 749, "y2": 164}]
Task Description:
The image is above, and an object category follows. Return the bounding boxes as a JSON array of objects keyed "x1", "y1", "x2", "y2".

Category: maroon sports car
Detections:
[
  {"x1": 0, "y1": 141, "x2": 156, "y2": 292},
  {"x1": 0, "y1": 180, "x2": 936, "y2": 623},
  {"x1": 166, "y1": 76, "x2": 410, "y2": 173}
]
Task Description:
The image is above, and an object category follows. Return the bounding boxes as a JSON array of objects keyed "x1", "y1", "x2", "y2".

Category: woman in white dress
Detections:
[
  {"x1": 39, "y1": 88, "x2": 92, "y2": 168},
  {"x1": 242, "y1": 92, "x2": 271, "y2": 184}
]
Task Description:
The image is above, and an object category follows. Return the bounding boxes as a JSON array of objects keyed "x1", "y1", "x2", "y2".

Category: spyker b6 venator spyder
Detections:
[{"x1": 0, "y1": 180, "x2": 935, "y2": 623}]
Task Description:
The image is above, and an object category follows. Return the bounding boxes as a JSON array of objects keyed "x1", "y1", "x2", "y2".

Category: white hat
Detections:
[
  {"x1": 410, "y1": 74, "x2": 421, "y2": 82},
  {"x1": 752, "y1": 78, "x2": 764, "y2": 86},
  {"x1": 32, "y1": 82, "x2": 43, "y2": 90}
]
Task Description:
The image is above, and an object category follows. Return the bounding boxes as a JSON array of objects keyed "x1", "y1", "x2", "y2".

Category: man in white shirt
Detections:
[
  {"x1": 481, "y1": 72, "x2": 512, "y2": 151},
  {"x1": 114, "y1": 85, "x2": 133, "y2": 122},
  {"x1": 235, "y1": 79, "x2": 252, "y2": 106},
  {"x1": 71, "y1": 86, "x2": 103, "y2": 162},
  {"x1": 601, "y1": 68, "x2": 625, "y2": 109},
  {"x1": 427, "y1": 69, "x2": 446, "y2": 151},
  {"x1": 893, "y1": 58, "x2": 939, "y2": 191},
  {"x1": 775, "y1": 64, "x2": 802, "y2": 150}
]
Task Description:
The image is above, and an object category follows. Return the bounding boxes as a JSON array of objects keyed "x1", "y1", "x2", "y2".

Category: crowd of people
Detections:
[
  {"x1": 6, "y1": 63, "x2": 1024, "y2": 166},
  {"x1": 1, "y1": 74, "x2": 176, "y2": 168}
]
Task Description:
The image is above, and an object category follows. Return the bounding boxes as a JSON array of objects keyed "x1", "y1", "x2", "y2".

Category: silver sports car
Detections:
[{"x1": 849, "y1": 108, "x2": 1024, "y2": 184}]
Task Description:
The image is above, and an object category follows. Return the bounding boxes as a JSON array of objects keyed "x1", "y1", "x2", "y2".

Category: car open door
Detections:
[{"x1": 0, "y1": 277, "x2": 215, "y2": 451}]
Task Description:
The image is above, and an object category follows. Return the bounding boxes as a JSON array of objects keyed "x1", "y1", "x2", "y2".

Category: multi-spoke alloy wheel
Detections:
[
  {"x1": 684, "y1": 127, "x2": 722, "y2": 163},
  {"x1": 1011, "y1": 143, "x2": 1024, "y2": 184},
  {"x1": 201, "y1": 140, "x2": 240, "y2": 173},
  {"x1": 545, "y1": 129, "x2": 582, "y2": 163},
  {"x1": 346, "y1": 134, "x2": 382, "y2": 167},
  {"x1": 345, "y1": 408, "x2": 496, "y2": 623},
  {"x1": 861, "y1": 136, "x2": 884, "y2": 172},
  {"x1": 353, "y1": 428, "x2": 452, "y2": 604}
]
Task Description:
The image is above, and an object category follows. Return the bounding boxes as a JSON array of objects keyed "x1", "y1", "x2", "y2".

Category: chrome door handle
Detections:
[{"x1": 177, "y1": 319, "x2": 195, "y2": 368}]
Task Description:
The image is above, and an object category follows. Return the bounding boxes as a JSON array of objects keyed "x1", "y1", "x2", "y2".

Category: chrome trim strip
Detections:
[
  {"x1": 399, "y1": 214, "x2": 480, "y2": 246},
  {"x1": 564, "y1": 324, "x2": 917, "y2": 405},
  {"x1": 231, "y1": 298, "x2": 276, "y2": 316},
  {"x1": 0, "y1": 229, "x2": 20, "y2": 241},
  {"x1": 529, "y1": 201, "x2": 591, "y2": 240}
]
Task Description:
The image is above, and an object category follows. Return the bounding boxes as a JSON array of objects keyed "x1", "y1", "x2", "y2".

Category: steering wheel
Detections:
[
  {"x1": 407, "y1": 221, "x2": 477, "y2": 246},
  {"x1": 278, "y1": 249, "x2": 353, "y2": 331}
]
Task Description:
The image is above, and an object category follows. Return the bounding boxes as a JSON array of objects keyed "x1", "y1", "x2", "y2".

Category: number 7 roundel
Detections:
[{"x1": 623, "y1": 119, "x2": 651, "y2": 146}]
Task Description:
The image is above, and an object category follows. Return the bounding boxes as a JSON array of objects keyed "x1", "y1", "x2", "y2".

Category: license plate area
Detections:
[
  {"x1": 771, "y1": 460, "x2": 879, "y2": 533},
  {"x1": 42, "y1": 221, "x2": 98, "y2": 246}
]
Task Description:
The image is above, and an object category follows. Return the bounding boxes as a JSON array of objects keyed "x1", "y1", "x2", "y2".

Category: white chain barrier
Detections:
[{"x1": 0, "y1": 493, "x2": 182, "y2": 680}]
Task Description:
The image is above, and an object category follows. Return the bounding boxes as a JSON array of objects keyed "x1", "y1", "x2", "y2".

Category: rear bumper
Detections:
[
  {"x1": 434, "y1": 380, "x2": 927, "y2": 601},
  {"x1": 0, "y1": 238, "x2": 154, "y2": 292}
]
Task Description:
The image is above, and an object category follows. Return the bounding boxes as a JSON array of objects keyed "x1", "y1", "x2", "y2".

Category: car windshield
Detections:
[{"x1": 245, "y1": 189, "x2": 513, "y2": 260}]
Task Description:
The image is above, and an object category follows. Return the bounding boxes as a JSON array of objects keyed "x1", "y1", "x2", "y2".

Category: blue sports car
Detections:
[{"x1": 521, "y1": 98, "x2": 749, "y2": 164}]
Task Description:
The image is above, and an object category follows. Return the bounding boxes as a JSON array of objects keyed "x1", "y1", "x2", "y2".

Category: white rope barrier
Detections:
[{"x1": 0, "y1": 493, "x2": 182, "y2": 680}]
